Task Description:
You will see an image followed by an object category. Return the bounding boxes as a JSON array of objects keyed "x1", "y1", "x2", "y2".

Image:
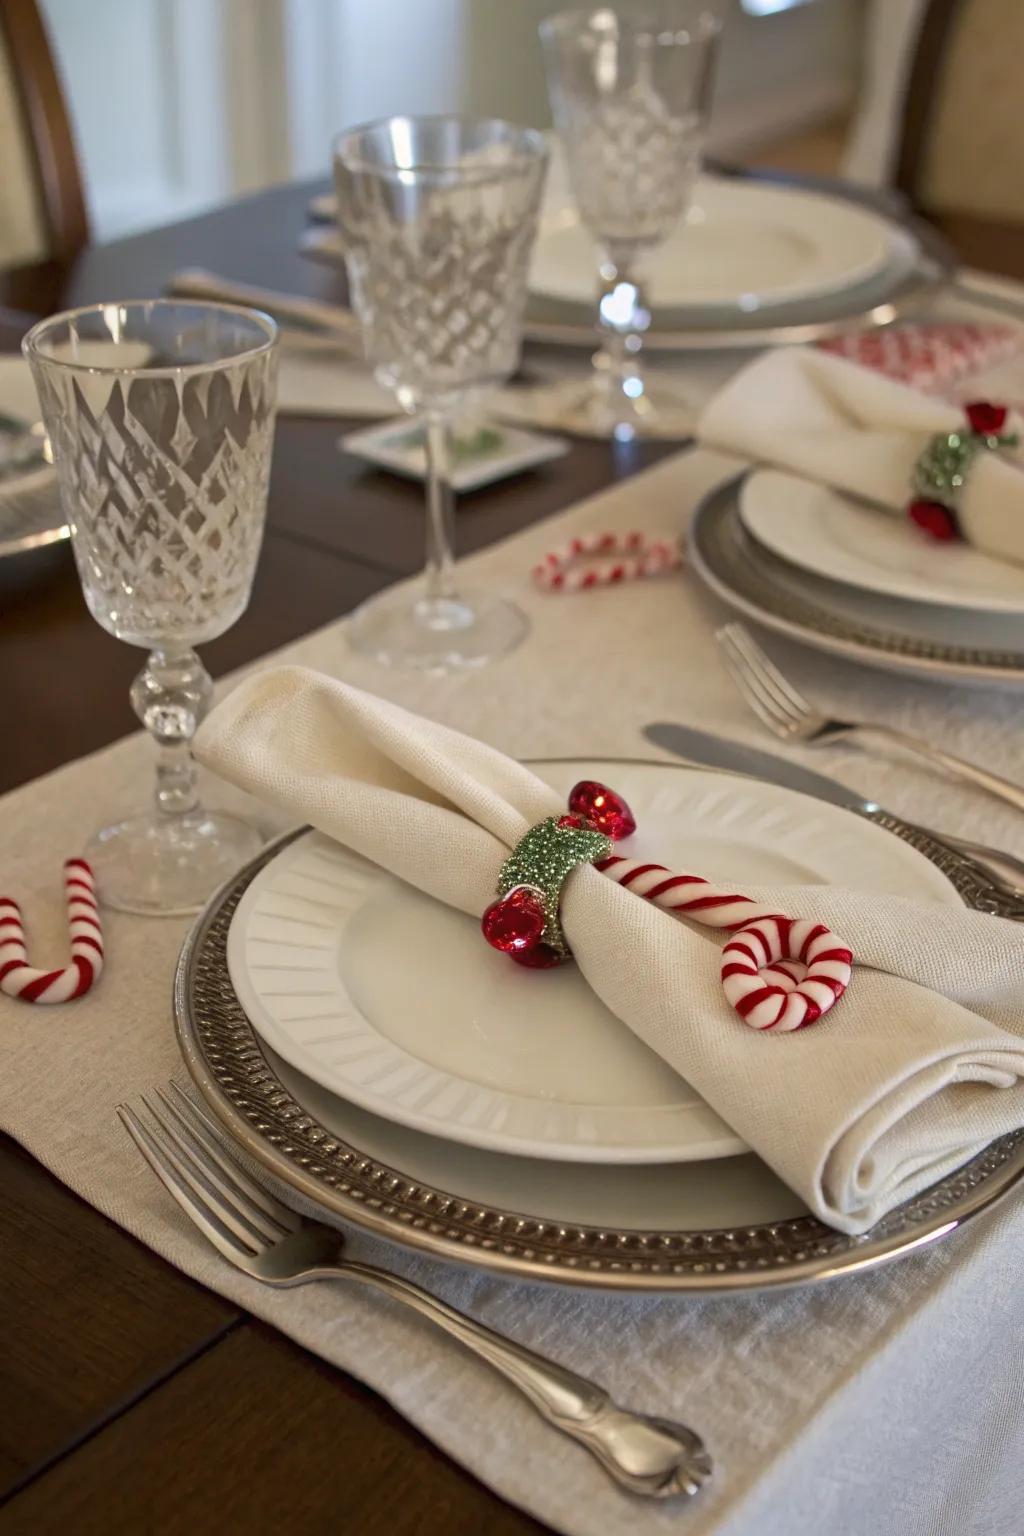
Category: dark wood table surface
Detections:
[
  {"x1": 0, "y1": 173, "x2": 1012, "y2": 1533},
  {"x1": 0, "y1": 179, "x2": 682, "y2": 1535}
]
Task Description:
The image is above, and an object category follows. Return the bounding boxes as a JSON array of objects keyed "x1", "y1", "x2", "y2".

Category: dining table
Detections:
[
  {"x1": 0, "y1": 175, "x2": 679, "y2": 1536},
  {"x1": 2, "y1": 173, "x2": 1024, "y2": 1536}
]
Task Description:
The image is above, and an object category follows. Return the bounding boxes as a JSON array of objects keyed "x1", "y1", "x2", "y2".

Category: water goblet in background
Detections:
[
  {"x1": 333, "y1": 115, "x2": 548, "y2": 670},
  {"x1": 25, "y1": 300, "x2": 278, "y2": 915},
  {"x1": 540, "y1": 3, "x2": 721, "y2": 439}
]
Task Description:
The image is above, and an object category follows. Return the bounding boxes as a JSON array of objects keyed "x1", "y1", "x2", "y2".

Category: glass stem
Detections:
[
  {"x1": 130, "y1": 647, "x2": 214, "y2": 819},
  {"x1": 596, "y1": 257, "x2": 651, "y2": 437},
  {"x1": 422, "y1": 411, "x2": 458, "y2": 608}
]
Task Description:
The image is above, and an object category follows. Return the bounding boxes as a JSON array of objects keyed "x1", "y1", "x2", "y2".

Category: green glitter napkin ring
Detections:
[
  {"x1": 908, "y1": 400, "x2": 1019, "y2": 541},
  {"x1": 482, "y1": 814, "x2": 613, "y2": 966}
]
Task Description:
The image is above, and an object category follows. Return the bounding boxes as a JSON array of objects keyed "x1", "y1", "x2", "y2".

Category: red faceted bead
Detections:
[
  {"x1": 965, "y1": 400, "x2": 1007, "y2": 436},
  {"x1": 480, "y1": 887, "x2": 545, "y2": 954},
  {"x1": 511, "y1": 942, "x2": 563, "y2": 969},
  {"x1": 557, "y1": 812, "x2": 594, "y2": 830},
  {"x1": 907, "y1": 498, "x2": 960, "y2": 542},
  {"x1": 567, "y1": 780, "x2": 637, "y2": 841}
]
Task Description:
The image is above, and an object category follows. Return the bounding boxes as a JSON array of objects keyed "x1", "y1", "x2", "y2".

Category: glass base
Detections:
[
  {"x1": 524, "y1": 373, "x2": 696, "y2": 441},
  {"x1": 87, "y1": 809, "x2": 264, "y2": 917},
  {"x1": 349, "y1": 588, "x2": 529, "y2": 672}
]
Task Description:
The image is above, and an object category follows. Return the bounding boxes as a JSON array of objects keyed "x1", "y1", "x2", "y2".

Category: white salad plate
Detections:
[
  {"x1": 226, "y1": 759, "x2": 957, "y2": 1166},
  {"x1": 530, "y1": 176, "x2": 896, "y2": 312},
  {"x1": 740, "y1": 470, "x2": 1024, "y2": 615}
]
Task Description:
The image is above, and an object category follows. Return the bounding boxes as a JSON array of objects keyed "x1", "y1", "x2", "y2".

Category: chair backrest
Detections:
[
  {"x1": 0, "y1": 0, "x2": 88, "y2": 269},
  {"x1": 896, "y1": 0, "x2": 1024, "y2": 222}
]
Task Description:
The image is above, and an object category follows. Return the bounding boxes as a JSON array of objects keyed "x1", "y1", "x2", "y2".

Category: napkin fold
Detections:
[
  {"x1": 195, "y1": 667, "x2": 1024, "y2": 1234},
  {"x1": 698, "y1": 346, "x2": 1024, "y2": 567}
]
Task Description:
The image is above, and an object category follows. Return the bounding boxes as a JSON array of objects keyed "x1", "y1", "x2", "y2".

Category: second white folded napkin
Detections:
[
  {"x1": 698, "y1": 346, "x2": 1024, "y2": 567},
  {"x1": 195, "y1": 667, "x2": 1024, "y2": 1234}
]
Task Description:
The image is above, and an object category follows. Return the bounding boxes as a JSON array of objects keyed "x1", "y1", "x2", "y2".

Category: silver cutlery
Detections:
[
  {"x1": 118, "y1": 1083, "x2": 711, "y2": 1500},
  {"x1": 166, "y1": 268, "x2": 362, "y2": 355},
  {"x1": 717, "y1": 622, "x2": 1024, "y2": 816},
  {"x1": 642, "y1": 719, "x2": 1024, "y2": 893}
]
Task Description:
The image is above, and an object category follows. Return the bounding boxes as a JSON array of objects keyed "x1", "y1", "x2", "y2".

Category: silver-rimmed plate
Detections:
[
  {"x1": 689, "y1": 474, "x2": 1024, "y2": 689},
  {"x1": 175, "y1": 769, "x2": 1024, "y2": 1293}
]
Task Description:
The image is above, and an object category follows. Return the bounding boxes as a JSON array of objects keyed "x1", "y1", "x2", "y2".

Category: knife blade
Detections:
[
  {"x1": 642, "y1": 721, "x2": 1024, "y2": 891},
  {"x1": 642, "y1": 721, "x2": 880, "y2": 812}
]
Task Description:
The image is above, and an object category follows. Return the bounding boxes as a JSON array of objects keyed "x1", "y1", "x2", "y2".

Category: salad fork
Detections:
[
  {"x1": 717, "y1": 623, "x2": 1024, "y2": 815},
  {"x1": 118, "y1": 1083, "x2": 712, "y2": 1501}
]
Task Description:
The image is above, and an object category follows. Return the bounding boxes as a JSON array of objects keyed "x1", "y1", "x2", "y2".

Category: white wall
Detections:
[{"x1": 41, "y1": 0, "x2": 863, "y2": 242}]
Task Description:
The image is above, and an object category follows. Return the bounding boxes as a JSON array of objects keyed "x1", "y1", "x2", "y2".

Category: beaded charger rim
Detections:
[{"x1": 174, "y1": 760, "x2": 1024, "y2": 1293}]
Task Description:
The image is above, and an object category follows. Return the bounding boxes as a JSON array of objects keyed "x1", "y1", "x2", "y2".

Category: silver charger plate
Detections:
[
  {"x1": 688, "y1": 474, "x2": 1024, "y2": 689},
  {"x1": 176, "y1": 792, "x2": 1024, "y2": 1294}
]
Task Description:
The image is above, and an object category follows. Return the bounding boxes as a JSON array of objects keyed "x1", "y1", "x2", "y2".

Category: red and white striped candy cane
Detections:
[
  {"x1": 532, "y1": 531, "x2": 681, "y2": 591},
  {"x1": 0, "y1": 859, "x2": 104, "y2": 1004},
  {"x1": 596, "y1": 856, "x2": 852, "y2": 1032}
]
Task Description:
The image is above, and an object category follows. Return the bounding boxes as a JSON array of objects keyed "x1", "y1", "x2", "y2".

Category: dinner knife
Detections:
[{"x1": 642, "y1": 721, "x2": 1024, "y2": 889}]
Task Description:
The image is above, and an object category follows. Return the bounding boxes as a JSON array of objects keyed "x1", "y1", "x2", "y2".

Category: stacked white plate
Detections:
[
  {"x1": 716, "y1": 469, "x2": 1024, "y2": 686},
  {"x1": 174, "y1": 754, "x2": 1024, "y2": 1291}
]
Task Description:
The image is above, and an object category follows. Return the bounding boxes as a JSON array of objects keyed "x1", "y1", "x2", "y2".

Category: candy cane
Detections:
[
  {"x1": 0, "y1": 859, "x2": 104, "y2": 1004},
  {"x1": 532, "y1": 531, "x2": 681, "y2": 591},
  {"x1": 597, "y1": 856, "x2": 852, "y2": 1032}
]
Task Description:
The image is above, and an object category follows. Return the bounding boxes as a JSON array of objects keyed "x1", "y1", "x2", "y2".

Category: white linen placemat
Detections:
[{"x1": 2, "y1": 445, "x2": 1024, "y2": 1536}]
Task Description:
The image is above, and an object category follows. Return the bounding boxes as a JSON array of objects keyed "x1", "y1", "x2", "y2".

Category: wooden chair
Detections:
[
  {"x1": 894, "y1": 0, "x2": 1024, "y2": 273},
  {"x1": 0, "y1": 0, "x2": 88, "y2": 271}
]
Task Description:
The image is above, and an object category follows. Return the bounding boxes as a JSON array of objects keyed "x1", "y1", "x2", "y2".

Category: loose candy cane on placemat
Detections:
[
  {"x1": 597, "y1": 855, "x2": 852, "y2": 1032},
  {"x1": 0, "y1": 859, "x2": 104, "y2": 1004},
  {"x1": 532, "y1": 531, "x2": 682, "y2": 591}
]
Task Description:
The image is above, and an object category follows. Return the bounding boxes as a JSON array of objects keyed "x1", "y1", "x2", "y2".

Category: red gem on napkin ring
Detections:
[
  {"x1": 907, "y1": 499, "x2": 960, "y2": 542},
  {"x1": 964, "y1": 400, "x2": 1008, "y2": 435},
  {"x1": 532, "y1": 531, "x2": 682, "y2": 592},
  {"x1": 567, "y1": 781, "x2": 637, "y2": 841},
  {"x1": 480, "y1": 885, "x2": 547, "y2": 954}
]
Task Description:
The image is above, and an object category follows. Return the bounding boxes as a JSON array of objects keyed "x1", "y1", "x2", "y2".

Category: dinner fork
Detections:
[
  {"x1": 717, "y1": 622, "x2": 1024, "y2": 815},
  {"x1": 118, "y1": 1085, "x2": 711, "y2": 1500}
]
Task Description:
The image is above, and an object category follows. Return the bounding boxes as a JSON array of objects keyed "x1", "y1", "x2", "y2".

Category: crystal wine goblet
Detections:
[
  {"x1": 24, "y1": 300, "x2": 278, "y2": 916},
  {"x1": 333, "y1": 115, "x2": 548, "y2": 670},
  {"x1": 540, "y1": 3, "x2": 721, "y2": 440}
]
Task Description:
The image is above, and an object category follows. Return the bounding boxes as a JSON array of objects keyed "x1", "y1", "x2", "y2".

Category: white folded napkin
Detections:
[
  {"x1": 195, "y1": 667, "x2": 1024, "y2": 1235},
  {"x1": 698, "y1": 346, "x2": 1024, "y2": 567}
]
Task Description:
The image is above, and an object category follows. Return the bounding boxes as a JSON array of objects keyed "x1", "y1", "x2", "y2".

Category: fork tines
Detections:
[
  {"x1": 716, "y1": 622, "x2": 815, "y2": 740},
  {"x1": 117, "y1": 1085, "x2": 297, "y2": 1261}
]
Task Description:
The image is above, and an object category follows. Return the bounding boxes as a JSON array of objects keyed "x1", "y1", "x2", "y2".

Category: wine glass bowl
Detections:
[
  {"x1": 540, "y1": 4, "x2": 721, "y2": 439},
  {"x1": 333, "y1": 115, "x2": 548, "y2": 671},
  {"x1": 24, "y1": 300, "x2": 278, "y2": 916}
]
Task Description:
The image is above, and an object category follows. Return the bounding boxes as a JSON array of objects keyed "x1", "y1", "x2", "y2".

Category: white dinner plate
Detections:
[
  {"x1": 740, "y1": 471, "x2": 1024, "y2": 615},
  {"x1": 530, "y1": 176, "x2": 897, "y2": 312},
  {"x1": 227, "y1": 760, "x2": 958, "y2": 1166}
]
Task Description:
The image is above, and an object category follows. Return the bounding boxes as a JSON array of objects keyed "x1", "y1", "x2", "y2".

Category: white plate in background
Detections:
[{"x1": 740, "y1": 470, "x2": 1024, "y2": 614}]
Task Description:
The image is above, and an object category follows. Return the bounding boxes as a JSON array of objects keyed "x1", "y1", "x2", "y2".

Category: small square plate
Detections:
[{"x1": 340, "y1": 417, "x2": 570, "y2": 492}]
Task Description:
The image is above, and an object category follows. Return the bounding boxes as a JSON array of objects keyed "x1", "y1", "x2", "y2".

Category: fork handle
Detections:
[
  {"x1": 855, "y1": 725, "x2": 1024, "y2": 814},
  {"x1": 308, "y1": 1257, "x2": 708, "y2": 1498}
]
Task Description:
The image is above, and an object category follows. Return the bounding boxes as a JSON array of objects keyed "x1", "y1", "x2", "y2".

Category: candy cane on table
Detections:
[
  {"x1": 0, "y1": 859, "x2": 104, "y2": 1004},
  {"x1": 596, "y1": 855, "x2": 852, "y2": 1032},
  {"x1": 532, "y1": 531, "x2": 682, "y2": 591}
]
